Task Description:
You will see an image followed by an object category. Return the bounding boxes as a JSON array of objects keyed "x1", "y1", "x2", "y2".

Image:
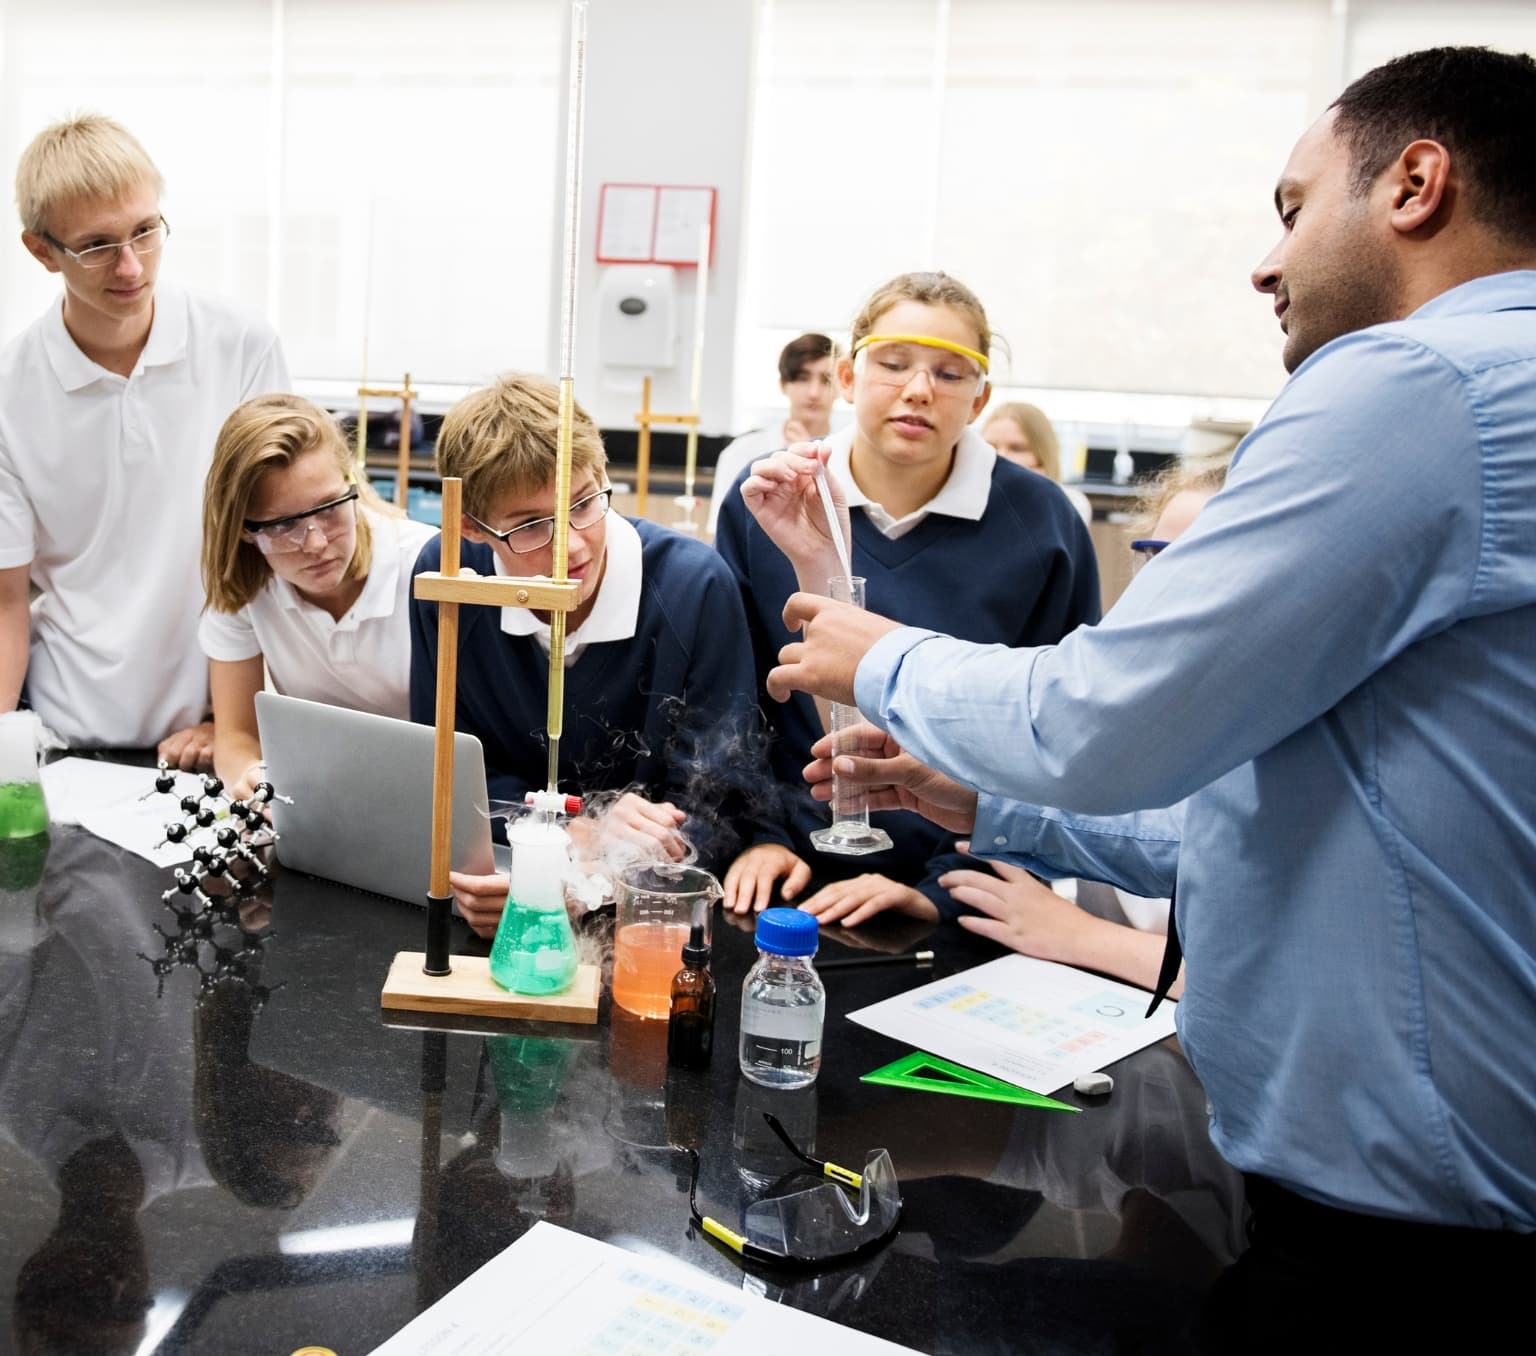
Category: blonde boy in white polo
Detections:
[{"x1": 0, "y1": 115, "x2": 289, "y2": 763}]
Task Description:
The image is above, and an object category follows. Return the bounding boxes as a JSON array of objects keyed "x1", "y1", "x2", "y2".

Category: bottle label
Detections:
[{"x1": 741, "y1": 1033, "x2": 820, "y2": 1068}]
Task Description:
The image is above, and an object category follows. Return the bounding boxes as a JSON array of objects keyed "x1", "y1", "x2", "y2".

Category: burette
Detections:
[{"x1": 547, "y1": 0, "x2": 589, "y2": 793}]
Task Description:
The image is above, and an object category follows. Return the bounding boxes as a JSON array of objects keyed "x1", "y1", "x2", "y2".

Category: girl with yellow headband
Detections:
[{"x1": 715, "y1": 271, "x2": 1101, "y2": 927}]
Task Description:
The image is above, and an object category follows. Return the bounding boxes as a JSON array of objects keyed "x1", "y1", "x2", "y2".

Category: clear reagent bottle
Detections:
[{"x1": 739, "y1": 908, "x2": 825, "y2": 1089}]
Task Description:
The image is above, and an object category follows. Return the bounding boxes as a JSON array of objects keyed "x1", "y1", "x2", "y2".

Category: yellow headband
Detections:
[{"x1": 852, "y1": 332, "x2": 989, "y2": 374}]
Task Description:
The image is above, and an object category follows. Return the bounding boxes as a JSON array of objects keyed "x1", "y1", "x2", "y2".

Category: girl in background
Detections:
[
  {"x1": 199, "y1": 393, "x2": 434, "y2": 801},
  {"x1": 982, "y1": 401, "x2": 1093, "y2": 525}
]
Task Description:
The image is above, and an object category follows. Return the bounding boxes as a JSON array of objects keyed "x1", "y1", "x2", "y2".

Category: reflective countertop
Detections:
[{"x1": 0, "y1": 826, "x2": 1243, "y2": 1355}]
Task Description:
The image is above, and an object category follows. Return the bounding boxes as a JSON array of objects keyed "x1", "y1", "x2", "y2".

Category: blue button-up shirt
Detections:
[{"x1": 855, "y1": 272, "x2": 1536, "y2": 1230}]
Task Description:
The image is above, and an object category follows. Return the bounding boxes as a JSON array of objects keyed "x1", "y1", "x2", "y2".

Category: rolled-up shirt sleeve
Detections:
[{"x1": 971, "y1": 795, "x2": 1183, "y2": 899}]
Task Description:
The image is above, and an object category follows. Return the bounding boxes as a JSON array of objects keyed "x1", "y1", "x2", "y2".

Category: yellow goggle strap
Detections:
[
  {"x1": 701, "y1": 1216, "x2": 748, "y2": 1254},
  {"x1": 852, "y1": 333, "x2": 990, "y2": 374},
  {"x1": 822, "y1": 1160, "x2": 864, "y2": 1190}
]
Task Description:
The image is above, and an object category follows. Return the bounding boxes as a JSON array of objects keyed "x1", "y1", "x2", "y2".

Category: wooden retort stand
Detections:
[
  {"x1": 632, "y1": 375, "x2": 699, "y2": 518},
  {"x1": 357, "y1": 372, "x2": 419, "y2": 510},
  {"x1": 379, "y1": 476, "x2": 601, "y2": 1023}
]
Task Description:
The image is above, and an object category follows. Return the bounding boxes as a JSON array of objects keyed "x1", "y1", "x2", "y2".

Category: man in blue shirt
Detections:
[{"x1": 768, "y1": 46, "x2": 1536, "y2": 1347}]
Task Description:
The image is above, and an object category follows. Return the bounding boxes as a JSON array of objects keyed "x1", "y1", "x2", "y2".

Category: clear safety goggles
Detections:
[
  {"x1": 243, "y1": 487, "x2": 359, "y2": 555},
  {"x1": 689, "y1": 1113, "x2": 902, "y2": 1267},
  {"x1": 852, "y1": 332, "x2": 989, "y2": 398}
]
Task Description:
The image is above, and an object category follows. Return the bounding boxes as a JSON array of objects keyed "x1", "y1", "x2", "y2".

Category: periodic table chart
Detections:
[
  {"x1": 850, "y1": 954, "x2": 1177, "y2": 1095},
  {"x1": 577, "y1": 1270, "x2": 742, "y2": 1355},
  {"x1": 371, "y1": 1222, "x2": 917, "y2": 1355}
]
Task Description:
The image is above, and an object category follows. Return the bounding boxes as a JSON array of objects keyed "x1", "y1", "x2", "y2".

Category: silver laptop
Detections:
[{"x1": 255, "y1": 691, "x2": 507, "y2": 905}]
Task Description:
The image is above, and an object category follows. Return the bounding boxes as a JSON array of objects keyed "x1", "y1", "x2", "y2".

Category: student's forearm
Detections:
[
  {"x1": 0, "y1": 597, "x2": 30, "y2": 712},
  {"x1": 1066, "y1": 914, "x2": 1183, "y2": 997},
  {"x1": 213, "y1": 728, "x2": 263, "y2": 790}
]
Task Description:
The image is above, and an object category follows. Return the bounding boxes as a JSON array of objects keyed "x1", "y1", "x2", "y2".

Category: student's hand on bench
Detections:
[
  {"x1": 797, "y1": 874, "x2": 939, "y2": 928},
  {"x1": 723, "y1": 843, "x2": 812, "y2": 914},
  {"x1": 804, "y1": 724, "x2": 978, "y2": 834},
  {"x1": 448, "y1": 871, "x2": 510, "y2": 939},
  {"x1": 229, "y1": 762, "x2": 268, "y2": 811},
  {"x1": 158, "y1": 720, "x2": 216, "y2": 772},
  {"x1": 741, "y1": 443, "x2": 849, "y2": 588},
  {"x1": 939, "y1": 848, "x2": 1090, "y2": 966}
]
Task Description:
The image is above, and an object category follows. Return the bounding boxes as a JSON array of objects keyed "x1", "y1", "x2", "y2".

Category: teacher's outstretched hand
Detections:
[{"x1": 768, "y1": 593, "x2": 902, "y2": 706}]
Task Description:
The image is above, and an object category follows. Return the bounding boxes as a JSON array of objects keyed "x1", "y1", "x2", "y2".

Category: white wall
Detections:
[{"x1": 552, "y1": 0, "x2": 757, "y2": 433}]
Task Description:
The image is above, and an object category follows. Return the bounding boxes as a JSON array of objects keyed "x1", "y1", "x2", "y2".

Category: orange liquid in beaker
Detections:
[{"x1": 612, "y1": 922, "x2": 690, "y2": 1020}]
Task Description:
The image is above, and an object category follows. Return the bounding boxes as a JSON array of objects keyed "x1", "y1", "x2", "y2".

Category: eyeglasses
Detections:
[
  {"x1": 468, "y1": 487, "x2": 611, "y2": 555},
  {"x1": 688, "y1": 1113, "x2": 902, "y2": 1267},
  {"x1": 43, "y1": 217, "x2": 170, "y2": 271},
  {"x1": 854, "y1": 341, "x2": 986, "y2": 398},
  {"x1": 1130, "y1": 539, "x2": 1168, "y2": 572},
  {"x1": 244, "y1": 487, "x2": 359, "y2": 555}
]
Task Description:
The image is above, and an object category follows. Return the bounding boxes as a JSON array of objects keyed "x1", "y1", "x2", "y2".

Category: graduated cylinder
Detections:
[{"x1": 809, "y1": 576, "x2": 894, "y2": 857}]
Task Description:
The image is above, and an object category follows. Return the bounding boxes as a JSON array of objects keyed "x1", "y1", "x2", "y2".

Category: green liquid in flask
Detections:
[
  {"x1": 488, "y1": 813, "x2": 579, "y2": 995},
  {"x1": 0, "y1": 782, "x2": 48, "y2": 840},
  {"x1": 490, "y1": 899, "x2": 578, "y2": 994}
]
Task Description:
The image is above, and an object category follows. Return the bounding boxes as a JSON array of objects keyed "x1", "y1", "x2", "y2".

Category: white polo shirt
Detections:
[
  {"x1": 0, "y1": 281, "x2": 289, "y2": 747},
  {"x1": 495, "y1": 510, "x2": 643, "y2": 665},
  {"x1": 198, "y1": 509, "x2": 436, "y2": 718},
  {"x1": 826, "y1": 422, "x2": 996, "y2": 539}
]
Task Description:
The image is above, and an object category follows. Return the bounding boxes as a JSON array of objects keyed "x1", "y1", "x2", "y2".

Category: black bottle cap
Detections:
[{"x1": 680, "y1": 923, "x2": 710, "y2": 968}]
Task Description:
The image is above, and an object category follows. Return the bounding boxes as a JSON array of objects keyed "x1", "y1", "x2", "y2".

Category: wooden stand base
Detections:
[{"x1": 381, "y1": 954, "x2": 601, "y2": 1024}]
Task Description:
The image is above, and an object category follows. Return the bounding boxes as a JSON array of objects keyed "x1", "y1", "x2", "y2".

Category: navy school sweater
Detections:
[
  {"x1": 714, "y1": 457, "x2": 1101, "y2": 917},
  {"x1": 410, "y1": 519, "x2": 769, "y2": 873}
]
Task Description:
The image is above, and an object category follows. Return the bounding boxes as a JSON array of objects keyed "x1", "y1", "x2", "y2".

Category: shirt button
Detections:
[{"x1": 993, "y1": 835, "x2": 1007, "y2": 847}]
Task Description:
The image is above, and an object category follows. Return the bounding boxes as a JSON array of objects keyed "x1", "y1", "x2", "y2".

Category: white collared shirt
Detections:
[
  {"x1": 0, "y1": 280, "x2": 288, "y2": 746},
  {"x1": 199, "y1": 509, "x2": 436, "y2": 718},
  {"x1": 826, "y1": 422, "x2": 996, "y2": 539},
  {"x1": 495, "y1": 510, "x2": 643, "y2": 665}
]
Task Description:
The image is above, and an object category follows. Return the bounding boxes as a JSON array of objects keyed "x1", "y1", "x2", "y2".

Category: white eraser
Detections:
[{"x1": 1073, "y1": 1071, "x2": 1114, "y2": 1097}]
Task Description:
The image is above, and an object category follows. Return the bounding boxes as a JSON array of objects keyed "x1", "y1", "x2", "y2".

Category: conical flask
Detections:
[{"x1": 489, "y1": 811, "x2": 579, "y2": 994}]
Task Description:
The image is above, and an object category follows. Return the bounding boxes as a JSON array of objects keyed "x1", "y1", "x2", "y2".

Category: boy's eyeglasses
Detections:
[
  {"x1": 468, "y1": 487, "x2": 612, "y2": 555},
  {"x1": 1130, "y1": 539, "x2": 1169, "y2": 572},
  {"x1": 688, "y1": 1113, "x2": 902, "y2": 1267},
  {"x1": 43, "y1": 218, "x2": 170, "y2": 271},
  {"x1": 853, "y1": 340, "x2": 986, "y2": 399},
  {"x1": 244, "y1": 487, "x2": 359, "y2": 555}
]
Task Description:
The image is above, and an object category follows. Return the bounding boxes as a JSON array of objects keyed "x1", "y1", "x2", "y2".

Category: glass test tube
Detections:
[{"x1": 809, "y1": 576, "x2": 894, "y2": 857}]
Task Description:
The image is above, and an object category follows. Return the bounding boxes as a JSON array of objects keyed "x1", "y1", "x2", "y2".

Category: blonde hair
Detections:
[
  {"x1": 435, "y1": 372, "x2": 607, "y2": 521},
  {"x1": 984, "y1": 401, "x2": 1063, "y2": 482},
  {"x1": 849, "y1": 271, "x2": 992, "y2": 363},
  {"x1": 1133, "y1": 449, "x2": 1234, "y2": 537},
  {"x1": 15, "y1": 113, "x2": 163, "y2": 235},
  {"x1": 202, "y1": 394, "x2": 390, "y2": 613}
]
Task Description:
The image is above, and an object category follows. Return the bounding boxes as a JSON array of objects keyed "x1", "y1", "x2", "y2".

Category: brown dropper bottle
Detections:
[{"x1": 667, "y1": 923, "x2": 715, "y2": 1070}]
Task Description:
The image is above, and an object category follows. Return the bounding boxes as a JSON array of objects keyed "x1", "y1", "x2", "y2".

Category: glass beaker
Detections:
[
  {"x1": 612, "y1": 864, "x2": 719, "y2": 1019},
  {"x1": 0, "y1": 711, "x2": 48, "y2": 840},
  {"x1": 490, "y1": 811, "x2": 580, "y2": 995}
]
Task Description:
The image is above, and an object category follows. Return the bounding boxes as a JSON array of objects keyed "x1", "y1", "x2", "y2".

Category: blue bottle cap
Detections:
[{"x1": 754, "y1": 907, "x2": 819, "y2": 957}]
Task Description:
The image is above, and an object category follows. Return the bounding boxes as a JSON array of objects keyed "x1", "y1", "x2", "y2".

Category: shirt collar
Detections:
[
  {"x1": 40, "y1": 279, "x2": 188, "y2": 392},
  {"x1": 497, "y1": 510, "x2": 643, "y2": 645},
  {"x1": 1406, "y1": 269, "x2": 1536, "y2": 321},
  {"x1": 826, "y1": 422, "x2": 996, "y2": 529}
]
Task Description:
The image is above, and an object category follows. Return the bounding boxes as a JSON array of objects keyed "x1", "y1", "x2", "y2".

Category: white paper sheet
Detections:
[
  {"x1": 847, "y1": 954, "x2": 1177, "y2": 1095},
  {"x1": 369, "y1": 1221, "x2": 918, "y2": 1355},
  {"x1": 41, "y1": 757, "x2": 205, "y2": 866}
]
